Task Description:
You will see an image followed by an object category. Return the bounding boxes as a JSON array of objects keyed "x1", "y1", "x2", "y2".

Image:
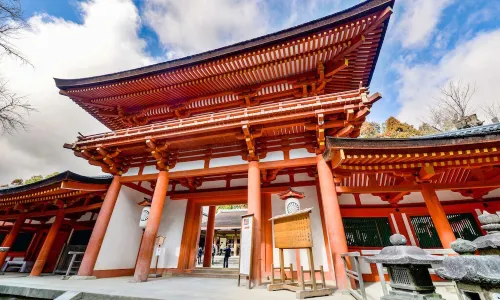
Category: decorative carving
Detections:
[{"x1": 117, "y1": 106, "x2": 149, "y2": 127}]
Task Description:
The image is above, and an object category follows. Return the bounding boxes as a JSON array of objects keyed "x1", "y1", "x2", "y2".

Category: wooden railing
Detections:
[{"x1": 74, "y1": 89, "x2": 370, "y2": 146}]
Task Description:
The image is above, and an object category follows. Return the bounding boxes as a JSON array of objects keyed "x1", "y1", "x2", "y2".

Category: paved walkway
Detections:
[{"x1": 0, "y1": 273, "x2": 460, "y2": 300}]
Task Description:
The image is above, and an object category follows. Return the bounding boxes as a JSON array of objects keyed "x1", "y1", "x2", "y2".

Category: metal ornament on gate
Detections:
[
  {"x1": 139, "y1": 206, "x2": 150, "y2": 229},
  {"x1": 278, "y1": 188, "x2": 304, "y2": 215}
]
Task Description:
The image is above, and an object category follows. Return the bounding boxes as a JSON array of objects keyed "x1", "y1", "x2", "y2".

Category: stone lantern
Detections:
[
  {"x1": 365, "y1": 234, "x2": 444, "y2": 300},
  {"x1": 0, "y1": 247, "x2": 8, "y2": 275},
  {"x1": 435, "y1": 211, "x2": 500, "y2": 299},
  {"x1": 473, "y1": 211, "x2": 500, "y2": 255}
]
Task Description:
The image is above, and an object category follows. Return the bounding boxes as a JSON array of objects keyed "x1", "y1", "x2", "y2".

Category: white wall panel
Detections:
[{"x1": 95, "y1": 186, "x2": 145, "y2": 270}]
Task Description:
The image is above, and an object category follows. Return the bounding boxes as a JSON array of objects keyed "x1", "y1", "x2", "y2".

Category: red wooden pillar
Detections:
[
  {"x1": 421, "y1": 184, "x2": 455, "y2": 248},
  {"x1": 247, "y1": 160, "x2": 261, "y2": 285},
  {"x1": 316, "y1": 154, "x2": 348, "y2": 290},
  {"x1": 78, "y1": 175, "x2": 121, "y2": 276},
  {"x1": 261, "y1": 193, "x2": 273, "y2": 276},
  {"x1": 30, "y1": 210, "x2": 65, "y2": 276},
  {"x1": 0, "y1": 213, "x2": 26, "y2": 266},
  {"x1": 134, "y1": 171, "x2": 169, "y2": 282},
  {"x1": 203, "y1": 205, "x2": 216, "y2": 267}
]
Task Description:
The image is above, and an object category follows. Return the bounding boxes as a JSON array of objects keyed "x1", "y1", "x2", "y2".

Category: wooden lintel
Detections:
[
  {"x1": 337, "y1": 179, "x2": 500, "y2": 194},
  {"x1": 0, "y1": 202, "x2": 103, "y2": 221},
  {"x1": 61, "y1": 181, "x2": 109, "y2": 192},
  {"x1": 119, "y1": 157, "x2": 316, "y2": 183}
]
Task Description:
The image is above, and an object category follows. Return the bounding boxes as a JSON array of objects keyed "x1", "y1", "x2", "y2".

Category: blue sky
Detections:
[
  {"x1": 17, "y1": 0, "x2": 500, "y2": 124},
  {"x1": 1, "y1": 0, "x2": 500, "y2": 181}
]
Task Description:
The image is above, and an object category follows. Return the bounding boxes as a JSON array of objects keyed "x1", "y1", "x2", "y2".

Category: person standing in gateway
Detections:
[
  {"x1": 197, "y1": 246, "x2": 203, "y2": 264},
  {"x1": 223, "y1": 244, "x2": 231, "y2": 268},
  {"x1": 212, "y1": 243, "x2": 216, "y2": 265}
]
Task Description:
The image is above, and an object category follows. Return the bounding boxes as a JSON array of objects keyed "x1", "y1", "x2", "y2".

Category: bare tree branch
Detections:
[
  {"x1": 0, "y1": 0, "x2": 34, "y2": 135},
  {"x1": 0, "y1": 0, "x2": 31, "y2": 65},
  {"x1": 428, "y1": 79, "x2": 481, "y2": 130},
  {"x1": 0, "y1": 78, "x2": 35, "y2": 134},
  {"x1": 482, "y1": 99, "x2": 500, "y2": 122}
]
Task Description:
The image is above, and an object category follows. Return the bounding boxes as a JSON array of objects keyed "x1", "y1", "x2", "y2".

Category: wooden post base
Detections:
[{"x1": 267, "y1": 283, "x2": 333, "y2": 299}]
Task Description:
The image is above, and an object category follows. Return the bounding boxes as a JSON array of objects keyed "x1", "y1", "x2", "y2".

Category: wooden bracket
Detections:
[
  {"x1": 241, "y1": 125, "x2": 258, "y2": 161},
  {"x1": 146, "y1": 139, "x2": 170, "y2": 171},
  {"x1": 315, "y1": 113, "x2": 325, "y2": 152},
  {"x1": 261, "y1": 169, "x2": 281, "y2": 186}
]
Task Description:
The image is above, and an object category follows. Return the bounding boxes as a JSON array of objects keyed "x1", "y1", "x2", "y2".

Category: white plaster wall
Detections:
[
  {"x1": 170, "y1": 160, "x2": 204, "y2": 172},
  {"x1": 94, "y1": 186, "x2": 145, "y2": 270},
  {"x1": 260, "y1": 151, "x2": 284, "y2": 162},
  {"x1": 273, "y1": 175, "x2": 289, "y2": 184},
  {"x1": 398, "y1": 192, "x2": 424, "y2": 204},
  {"x1": 77, "y1": 212, "x2": 93, "y2": 222},
  {"x1": 436, "y1": 190, "x2": 471, "y2": 201},
  {"x1": 210, "y1": 156, "x2": 246, "y2": 168},
  {"x1": 271, "y1": 185, "x2": 329, "y2": 271},
  {"x1": 289, "y1": 148, "x2": 315, "y2": 159},
  {"x1": 359, "y1": 194, "x2": 387, "y2": 205},
  {"x1": 484, "y1": 188, "x2": 500, "y2": 199},
  {"x1": 338, "y1": 194, "x2": 356, "y2": 205},
  {"x1": 125, "y1": 167, "x2": 140, "y2": 176},
  {"x1": 231, "y1": 178, "x2": 248, "y2": 187},
  {"x1": 142, "y1": 165, "x2": 158, "y2": 175},
  {"x1": 152, "y1": 197, "x2": 188, "y2": 269},
  {"x1": 199, "y1": 180, "x2": 226, "y2": 189},
  {"x1": 294, "y1": 173, "x2": 315, "y2": 182}
]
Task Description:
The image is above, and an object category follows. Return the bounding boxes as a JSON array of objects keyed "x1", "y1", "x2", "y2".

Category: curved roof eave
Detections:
[
  {"x1": 54, "y1": 0, "x2": 394, "y2": 90},
  {"x1": 324, "y1": 123, "x2": 500, "y2": 151},
  {"x1": 0, "y1": 171, "x2": 113, "y2": 196}
]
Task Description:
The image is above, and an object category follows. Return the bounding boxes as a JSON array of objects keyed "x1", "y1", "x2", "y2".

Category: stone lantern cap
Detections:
[
  {"x1": 473, "y1": 211, "x2": 500, "y2": 249},
  {"x1": 436, "y1": 239, "x2": 500, "y2": 285},
  {"x1": 364, "y1": 234, "x2": 443, "y2": 265}
]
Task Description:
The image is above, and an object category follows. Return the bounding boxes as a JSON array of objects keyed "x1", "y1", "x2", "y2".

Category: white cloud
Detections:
[
  {"x1": 142, "y1": 0, "x2": 270, "y2": 59},
  {"x1": 396, "y1": 29, "x2": 500, "y2": 125},
  {"x1": 0, "y1": 0, "x2": 154, "y2": 183},
  {"x1": 393, "y1": 0, "x2": 454, "y2": 48}
]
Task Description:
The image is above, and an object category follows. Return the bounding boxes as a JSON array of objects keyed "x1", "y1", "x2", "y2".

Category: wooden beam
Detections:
[
  {"x1": 0, "y1": 202, "x2": 103, "y2": 221},
  {"x1": 61, "y1": 181, "x2": 109, "y2": 191},
  {"x1": 336, "y1": 179, "x2": 500, "y2": 194},
  {"x1": 120, "y1": 157, "x2": 316, "y2": 183},
  {"x1": 123, "y1": 183, "x2": 154, "y2": 196},
  {"x1": 419, "y1": 165, "x2": 436, "y2": 180}
]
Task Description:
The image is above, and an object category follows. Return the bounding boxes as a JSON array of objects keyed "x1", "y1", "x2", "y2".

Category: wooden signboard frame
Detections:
[
  {"x1": 268, "y1": 208, "x2": 333, "y2": 299},
  {"x1": 237, "y1": 213, "x2": 254, "y2": 289}
]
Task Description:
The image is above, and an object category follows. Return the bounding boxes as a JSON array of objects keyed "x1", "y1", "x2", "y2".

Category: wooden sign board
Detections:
[
  {"x1": 238, "y1": 214, "x2": 254, "y2": 289},
  {"x1": 271, "y1": 208, "x2": 313, "y2": 249}
]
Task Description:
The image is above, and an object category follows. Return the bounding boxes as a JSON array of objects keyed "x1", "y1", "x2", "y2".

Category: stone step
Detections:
[
  {"x1": 172, "y1": 272, "x2": 239, "y2": 279},
  {"x1": 191, "y1": 268, "x2": 239, "y2": 274}
]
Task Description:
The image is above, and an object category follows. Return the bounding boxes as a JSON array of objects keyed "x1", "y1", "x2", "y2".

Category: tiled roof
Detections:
[
  {"x1": 417, "y1": 122, "x2": 500, "y2": 139},
  {"x1": 0, "y1": 171, "x2": 112, "y2": 196},
  {"x1": 54, "y1": 0, "x2": 393, "y2": 89},
  {"x1": 324, "y1": 123, "x2": 500, "y2": 157}
]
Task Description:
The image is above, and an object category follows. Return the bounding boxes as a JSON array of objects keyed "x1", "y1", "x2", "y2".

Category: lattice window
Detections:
[
  {"x1": 342, "y1": 217, "x2": 393, "y2": 247},
  {"x1": 69, "y1": 230, "x2": 93, "y2": 246},
  {"x1": 390, "y1": 267, "x2": 411, "y2": 285},
  {"x1": 11, "y1": 232, "x2": 34, "y2": 252},
  {"x1": 410, "y1": 213, "x2": 481, "y2": 248}
]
